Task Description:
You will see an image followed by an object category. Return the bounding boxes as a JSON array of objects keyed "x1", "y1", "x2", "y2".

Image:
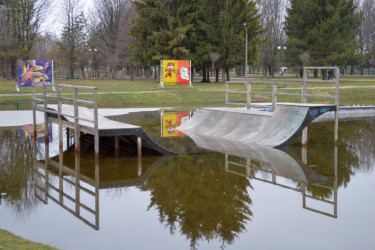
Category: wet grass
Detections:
[{"x1": 0, "y1": 229, "x2": 57, "y2": 250}]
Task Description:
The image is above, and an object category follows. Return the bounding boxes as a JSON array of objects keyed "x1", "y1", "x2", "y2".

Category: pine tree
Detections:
[
  {"x1": 131, "y1": 0, "x2": 262, "y2": 82},
  {"x1": 285, "y1": 0, "x2": 362, "y2": 72},
  {"x1": 131, "y1": 0, "x2": 200, "y2": 65}
]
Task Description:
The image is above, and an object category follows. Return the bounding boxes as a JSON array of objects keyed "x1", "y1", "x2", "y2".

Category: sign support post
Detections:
[{"x1": 159, "y1": 60, "x2": 164, "y2": 88}]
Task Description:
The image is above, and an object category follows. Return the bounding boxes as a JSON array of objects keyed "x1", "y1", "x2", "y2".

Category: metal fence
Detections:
[{"x1": 32, "y1": 77, "x2": 99, "y2": 158}]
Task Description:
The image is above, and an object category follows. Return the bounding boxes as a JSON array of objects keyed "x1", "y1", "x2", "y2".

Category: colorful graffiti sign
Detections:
[
  {"x1": 161, "y1": 60, "x2": 191, "y2": 86},
  {"x1": 162, "y1": 111, "x2": 191, "y2": 137},
  {"x1": 18, "y1": 60, "x2": 54, "y2": 87},
  {"x1": 20, "y1": 123, "x2": 52, "y2": 143}
]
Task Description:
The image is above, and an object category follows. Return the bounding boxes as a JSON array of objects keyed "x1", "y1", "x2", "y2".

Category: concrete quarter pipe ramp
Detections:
[{"x1": 178, "y1": 103, "x2": 336, "y2": 148}]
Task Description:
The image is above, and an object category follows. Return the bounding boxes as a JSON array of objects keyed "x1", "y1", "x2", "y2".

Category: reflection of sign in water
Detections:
[
  {"x1": 160, "y1": 60, "x2": 191, "y2": 87},
  {"x1": 20, "y1": 124, "x2": 52, "y2": 143},
  {"x1": 18, "y1": 60, "x2": 54, "y2": 87},
  {"x1": 162, "y1": 111, "x2": 191, "y2": 137}
]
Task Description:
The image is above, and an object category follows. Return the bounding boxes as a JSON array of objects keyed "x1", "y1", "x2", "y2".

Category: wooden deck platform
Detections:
[{"x1": 39, "y1": 104, "x2": 176, "y2": 156}]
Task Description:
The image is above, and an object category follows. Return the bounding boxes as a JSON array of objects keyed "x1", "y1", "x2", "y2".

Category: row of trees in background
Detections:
[
  {"x1": 1, "y1": 0, "x2": 375, "y2": 80},
  {"x1": 0, "y1": 0, "x2": 50, "y2": 79},
  {"x1": 131, "y1": 0, "x2": 262, "y2": 82}
]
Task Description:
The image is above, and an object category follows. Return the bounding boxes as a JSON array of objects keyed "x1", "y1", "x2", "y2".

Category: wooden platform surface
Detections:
[{"x1": 42, "y1": 104, "x2": 143, "y2": 137}]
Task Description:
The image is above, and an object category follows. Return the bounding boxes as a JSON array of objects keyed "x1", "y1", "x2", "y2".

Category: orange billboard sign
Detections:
[{"x1": 160, "y1": 60, "x2": 191, "y2": 87}]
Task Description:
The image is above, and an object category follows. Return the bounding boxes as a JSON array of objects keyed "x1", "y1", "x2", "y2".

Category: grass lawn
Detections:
[
  {"x1": 1, "y1": 76, "x2": 374, "y2": 110},
  {"x1": 0, "y1": 229, "x2": 57, "y2": 250}
]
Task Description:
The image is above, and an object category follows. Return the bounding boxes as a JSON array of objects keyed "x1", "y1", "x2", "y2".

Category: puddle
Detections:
[{"x1": 0, "y1": 112, "x2": 374, "y2": 249}]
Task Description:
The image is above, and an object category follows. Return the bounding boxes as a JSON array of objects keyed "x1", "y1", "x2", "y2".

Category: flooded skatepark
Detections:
[{"x1": 0, "y1": 109, "x2": 374, "y2": 250}]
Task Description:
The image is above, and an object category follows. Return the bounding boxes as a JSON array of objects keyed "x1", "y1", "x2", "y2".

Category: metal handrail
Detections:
[
  {"x1": 225, "y1": 67, "x2": 340, "y2": 114},
  {"x1": 32, "y1": 80, "x2": 99, "y2": 157}
]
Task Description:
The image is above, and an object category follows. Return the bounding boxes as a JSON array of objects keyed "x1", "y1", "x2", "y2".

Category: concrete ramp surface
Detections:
[{"x1": 178, "y1": 103, "x2": 336, "y2": 148}]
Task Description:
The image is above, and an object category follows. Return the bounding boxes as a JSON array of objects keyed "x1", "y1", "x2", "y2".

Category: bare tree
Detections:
[
  {"x1": 91, "y1": 0, "x2": 136, "y2": 79},
  {"x1": 256, "y1": 0, "x2": 287, "y2": 76},
  {"x1": 58, "y1": 0, "x2": 85, "y2": 78},
  {"x1": 32, "y1": 33, "x2": 57, "y2": 59}
]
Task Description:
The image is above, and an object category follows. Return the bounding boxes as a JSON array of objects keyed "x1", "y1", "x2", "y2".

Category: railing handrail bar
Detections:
[{"x1": 57, "y1": 84, "x2": 97, "y2": 90}]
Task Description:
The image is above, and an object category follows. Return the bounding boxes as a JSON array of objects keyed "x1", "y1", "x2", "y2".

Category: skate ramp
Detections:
[{"x1": 178, "y1": 103, "x2": 336, "y2": 148}]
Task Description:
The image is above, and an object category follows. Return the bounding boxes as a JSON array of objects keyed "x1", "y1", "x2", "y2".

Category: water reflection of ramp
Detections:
[
  {"x1": 178, "y1": 103, "x2": 336, "y2": 148},
  {"x1": 186, "y1": 134, "x2": 338, "y2": 217}
]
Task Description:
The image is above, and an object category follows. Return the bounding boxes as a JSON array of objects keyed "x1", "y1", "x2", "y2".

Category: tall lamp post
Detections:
[
  {"x1": 89, "y1": 48, "x2": 98, "y2": 77},
  {"x1": 277, "y1": 45, "x2": 286, "y2": 77},
  {"x1": 244, "y1": 22, "x2": 248, "y2": 84}
]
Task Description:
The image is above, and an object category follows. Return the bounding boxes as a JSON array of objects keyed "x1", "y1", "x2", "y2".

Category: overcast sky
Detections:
[{"x1": 42, "y1": 0, "x2": 94, "y2": 37}]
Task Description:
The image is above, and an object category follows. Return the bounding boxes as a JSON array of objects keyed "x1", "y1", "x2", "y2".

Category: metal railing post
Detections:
[
  {"x1": 74, "y1": 87, "x2": 80, "y2": 154},
  {"x1": 42, "y1": 76, "x2": 49, "y2": 147},
  {"x1": 225, "y1": 81, "x2": 229, "y2": 107},
  {"x1": 302, "y1": 68, "x2": 307, "y2": 103},
  {"x1": 32, "y1": 76, "x2": 37, "y2": 139},
  {"x1": 137, "y1": 137, "x2": 142, "y2": 176},
  {"x1": 93, "y1": 88, "x2": 99, "y2": 160},
  {"x1": 57, "y1": 85, "x2": 63, "y2": 168},
  {"x1": 301, "y1": 68, "x2": 308, "y2": 146},
  {"x1": 246, "y1": 82, "x2": 251, "y2": 109},
  {"x1": 334, "y1": 68, "x2": 340, "y2": 145},
  {"x1": 272, "y1": 83, "x2": 277, "y2": 111}
]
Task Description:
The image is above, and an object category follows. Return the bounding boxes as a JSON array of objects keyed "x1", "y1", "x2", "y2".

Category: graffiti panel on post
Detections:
[
  {"x1": 18, "y1": 59, "x2": 54, "y2": 87},
  {"x1": 160, "y1": 60, "x2": 191, "y2": 87}
]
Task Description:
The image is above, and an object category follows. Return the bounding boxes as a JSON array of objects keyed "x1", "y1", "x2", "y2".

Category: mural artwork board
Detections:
[
  {"x1": 17, "y1": 59, "x2": 54, "y2": 91},
  {"x1": 160, "y1": 60, "x2": 192, "y2": 88}
]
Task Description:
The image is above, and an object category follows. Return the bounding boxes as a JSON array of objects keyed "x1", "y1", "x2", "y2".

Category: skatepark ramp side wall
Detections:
[{"x1": 177, "y1": 104, "x2": 336, "y2": 148}]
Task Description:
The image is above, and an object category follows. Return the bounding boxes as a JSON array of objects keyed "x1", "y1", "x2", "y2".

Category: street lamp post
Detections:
[
  {"x1": 89, "y1": 48, "x2": 98, "y2": 77},
  {"x1": 244, "y1": 22, "x2": 248, "y2": 84},
  {"x1": 277, "y1": 45, "x2": 286, "y2": 77}
]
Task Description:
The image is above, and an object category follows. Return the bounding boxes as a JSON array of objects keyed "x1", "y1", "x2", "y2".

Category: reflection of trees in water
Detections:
[
  {"x1": 349, "y1": 119, "x2": 375, "y2": 173},
  {"x1": 289, "y1": 120, "x2": 375, "y2": 199},
  {"x1": 141, "y1": 153, "x2": 253, "y2": 249},
  {"x1": 0, "y1": 128, "x2": 42, "y2": 219}
]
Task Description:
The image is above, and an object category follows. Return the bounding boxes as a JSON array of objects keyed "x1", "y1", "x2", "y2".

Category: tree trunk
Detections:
[
  {"x1": 268, "y1": 65, "x2": 272, "y2": 76},
  {"x1": 81, "y1": 66, "x2": 85, "y2": 79},
  {"x1": 235, "y1": 66, "x2": 241, "y2": 77},
  {"x1": 202, "y1": 64, "x2": 207, "y2": 82},
  {"x1": 360, "y1": 66, "x2": 364, "y2": 75},
  {"x1": 226, "y1": 67, "x2": 230, "y2": 81},
  {"x1": 111, "y1": 64, "x2": 117, "y2": 79},
  {"x1": 6, "y1": 60, "x2": 12, "y2": 80},
  {"x1": 350, "y1": 66, "x2": 354, "y2": 75},
  {"x1": 321, "y1": 69, "x2": 327, "y2": 80},
  {"x1": 222, "y1": 68, "x2": 225, "y2": 82},
  {"x1": 206, "y1": 64, "x2": 210, "y2": 82},
  {"x1": 130, "y1": 65, "x2": 134, "y2": 81},
  {"x1": 314, "y1": 69, "x2": 318, "y2": 78},
  {"x1": 215, "y1": 68, "x2": 219, "y2": 83},
  {"x1": 10, "y1": 59, "x2": 17, "y2": 79}
]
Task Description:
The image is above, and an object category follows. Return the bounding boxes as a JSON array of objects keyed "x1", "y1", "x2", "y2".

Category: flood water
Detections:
[{"x1": 0, "y1": 110, "x2": 374, "y2": 250}]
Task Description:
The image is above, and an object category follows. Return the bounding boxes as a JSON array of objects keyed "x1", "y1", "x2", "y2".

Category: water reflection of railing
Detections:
[
  {"x1": 34, "y1": 154, "x2": 99, "y2": 230},
  {"x1": 224, "y1": 148, "x2": 338, "y2": 218}
]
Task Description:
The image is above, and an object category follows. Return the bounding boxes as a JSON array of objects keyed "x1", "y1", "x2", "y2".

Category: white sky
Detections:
[{"x1": 42, "y1": 0, "x2": 94, "y2": 37}]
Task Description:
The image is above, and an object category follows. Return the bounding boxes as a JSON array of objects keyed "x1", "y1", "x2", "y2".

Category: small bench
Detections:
[{"x1": 15, "y1": 101, "x2": 44, "y2": 110}]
